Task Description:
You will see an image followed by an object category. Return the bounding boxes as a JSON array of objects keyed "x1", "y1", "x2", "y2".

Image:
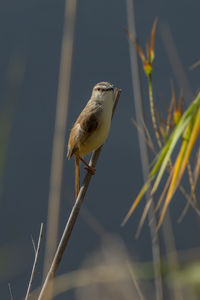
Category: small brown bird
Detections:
[{"x1": 67, "y1": 82, "x2": 114, "y2": 198}]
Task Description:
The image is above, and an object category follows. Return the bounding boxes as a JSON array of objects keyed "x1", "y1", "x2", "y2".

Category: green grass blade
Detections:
[{"x1": 151, "y1": 92, "x2": 200, "y2": 194}]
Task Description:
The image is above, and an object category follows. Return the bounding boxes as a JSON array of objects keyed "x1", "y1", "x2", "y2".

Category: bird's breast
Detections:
[{"x1": 79, "y1": 95, "x2": 113, "y2": 157}]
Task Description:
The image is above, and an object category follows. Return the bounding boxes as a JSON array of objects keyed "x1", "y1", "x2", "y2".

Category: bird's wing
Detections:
[
  {"x1": 67, "y1": 105, "x2": 102, "y2": 158},
  {"x1": 77, "y1": 106, "x2": 101, "y2": 143}
]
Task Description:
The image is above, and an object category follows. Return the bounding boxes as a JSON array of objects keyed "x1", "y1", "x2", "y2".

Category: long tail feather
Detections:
[{"x1": 75, "y1": 155, "x2": 80, "y2": 199}]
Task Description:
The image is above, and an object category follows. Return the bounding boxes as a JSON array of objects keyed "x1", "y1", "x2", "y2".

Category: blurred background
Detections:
[{"x1": 0, "y1": 0, "x2": 200, "y2": 299}]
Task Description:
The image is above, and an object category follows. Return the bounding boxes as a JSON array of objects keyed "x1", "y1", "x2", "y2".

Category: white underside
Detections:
[{"x1": 79, "y1": 93, "x2": 113, "y2": 157}]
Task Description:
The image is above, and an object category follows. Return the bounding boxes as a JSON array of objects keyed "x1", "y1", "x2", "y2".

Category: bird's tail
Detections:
[{"x1": 75, "y1": 155, "x2": 80, "y2": 199}]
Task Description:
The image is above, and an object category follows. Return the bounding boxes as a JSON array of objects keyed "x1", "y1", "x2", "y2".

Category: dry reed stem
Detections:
[
  {"x1": 25, "y1": 223, "x2": 44, "y2": 300},
  {"x1": 38, "y1": 89, "x2": 121, "y2": 300},
  {"x1": 8, "y1": 283, "x2": 14, "y2": 300},
  {"x1": 43, "y1": 0, "x2": 77, "y2": 278},
  {"x1": 126, "y1": 1, "x2": 163, "y2": 299}
]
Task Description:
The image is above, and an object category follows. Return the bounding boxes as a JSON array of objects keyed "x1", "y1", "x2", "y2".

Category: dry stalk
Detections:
[
  {"x1": 25, "y1": 223, "x2": 44, "y2": 300},
  {"x1": 126, "y1": 1, "x2": 164, "y2": 299},
  {"x1": 8, "y1": 283, "x2": 14, "y2": 300},
  {"x1": 37, "y1": 89, "x2": 121, "y2": 300},
  {"x1": 43, "y1": 0, "x2": 77, "y2": 278}
]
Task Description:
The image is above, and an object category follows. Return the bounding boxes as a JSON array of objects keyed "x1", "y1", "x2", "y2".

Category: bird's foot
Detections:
[
  {"x1": 84, "y1": 165, "x2": 96, "y2": 175},
  {"x1": 79, "y1": 157, "x2": 96, "y2": 175}
]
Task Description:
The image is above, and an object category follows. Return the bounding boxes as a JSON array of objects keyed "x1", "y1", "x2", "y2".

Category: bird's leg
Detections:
[{"x1": 79, "y1": 157, "x2": 96, "y2": 175}]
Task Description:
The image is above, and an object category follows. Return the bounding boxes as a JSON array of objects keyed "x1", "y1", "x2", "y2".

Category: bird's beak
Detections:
[{"x1": 105, "y1": 85, "x2": 114, "y2": 91}]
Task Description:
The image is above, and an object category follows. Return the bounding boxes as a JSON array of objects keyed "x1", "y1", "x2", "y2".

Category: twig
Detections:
[
  {"x1": 38, "y1": 89, "x2": 121, "y2": 300},
  {"x1": 8, "y1": 283, "x2": 14, "y2": 300},
  {"x1": 25, "y1": 223, "x2": 44, "y2": 300},
  {"x1": 31, "y1": 234, "x2": 36, "y2": 254}
]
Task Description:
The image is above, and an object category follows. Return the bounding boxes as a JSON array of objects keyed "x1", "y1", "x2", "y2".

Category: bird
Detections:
[{"x1": 67, "y1": 82, "x2": 114, "y2": 198}]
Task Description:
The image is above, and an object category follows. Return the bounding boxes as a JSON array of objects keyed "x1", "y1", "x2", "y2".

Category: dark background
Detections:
[{"x1": 0, "y1": 0, "x2": 200, "y2": 299}]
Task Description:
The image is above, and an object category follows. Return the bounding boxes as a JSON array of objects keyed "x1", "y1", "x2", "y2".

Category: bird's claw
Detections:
[{"x1": 84, "y1": 166, "x2": 96, "y2": 175}]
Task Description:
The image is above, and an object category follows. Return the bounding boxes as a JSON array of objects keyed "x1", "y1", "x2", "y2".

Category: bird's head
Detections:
[{"x1": 91, "y1": 82, "x2": 114, "y2": 101}]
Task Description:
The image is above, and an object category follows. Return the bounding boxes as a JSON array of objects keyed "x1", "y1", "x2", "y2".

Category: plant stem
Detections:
[
  {"x1": 43, "y1": 0, "x2": 77, "y2": 279},
  {"x1": 25, "y1": 223, "x2": 44, "y2": 300},
  {"x1": 38, "y1": 89, "x2": 121, "y2": 300},
  {"x1": 126, "y1": 1, "x2": 164, "y2": 299},
  {"x1": 148, "y1": 74, "x2": 162, "y2": 148}
]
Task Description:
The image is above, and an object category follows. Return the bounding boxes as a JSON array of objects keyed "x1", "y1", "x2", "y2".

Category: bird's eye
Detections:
[{"x1": 97, "y1": 88, "x2": 101, "y2": 92}]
